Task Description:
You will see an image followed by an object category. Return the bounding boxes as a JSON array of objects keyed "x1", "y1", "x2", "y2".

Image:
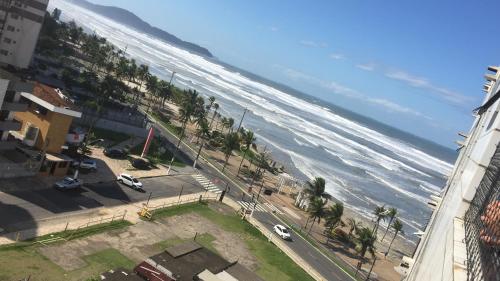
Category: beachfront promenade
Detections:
[{"x1": 147, "y1": 111, "x2": 355, "y2": 281}]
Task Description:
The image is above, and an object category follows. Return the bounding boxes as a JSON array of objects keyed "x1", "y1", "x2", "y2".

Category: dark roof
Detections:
[
  {"x1": 32, "y1": 82, "x2": 73, "y2": 108},
  {"x1": 225, "y1": 263, "x2": 265, "y2": 281},
  {"x1": 150, "y1": 243, "x2": 232, "y2": 281},
  {"x1": 101, "y1": 268, "x2": 144, "y2": 281}
]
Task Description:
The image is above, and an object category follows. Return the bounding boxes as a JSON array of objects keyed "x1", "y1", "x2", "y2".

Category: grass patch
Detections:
[
  {"x1": 0, "y1": 220, "x2": 132, "y2": 252},
  {"x1": 153, "y1": 233, "x2": 218, "y2": 255},
  {"x1": 91, "y1": 127, "x2": 131, "y2": 147},
  {"x1": 0, "y1": 237, "x2": 134, "y2": 281},
  {"x1": 151, "y1": 111, "x2": 182, "y2": 137},
  {"x1": 150, "y1": 202, "x2": 315, "y2": 281},
  {"x1": 130, "y1": 138, "x2": 185, "y2": 167}
]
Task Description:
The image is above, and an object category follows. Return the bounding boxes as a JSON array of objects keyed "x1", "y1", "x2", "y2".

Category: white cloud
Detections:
[
  {"x1": 385, "y1": 70, "x2": 472, "y2": 104},
  {"x1": 356, "y1": 63, "x2": 376, "y2": 71},
  {"x1": 329, "y1": 53, "x2": 345, "y2": 60},
  {"x1": 282, "y1": 67, "x2": 430, "y2": 119},
  {"x1": 368, "y1": 98, "x2": 432, "y2": 119},
  {"x1": 299, "y1": 40, "x2": 328, "y2": 48},
  {"x1": 269, "y1": 26, "x2": 279, "y2": 32}
]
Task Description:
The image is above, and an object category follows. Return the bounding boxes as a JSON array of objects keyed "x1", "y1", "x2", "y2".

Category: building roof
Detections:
[
  {"x1": 101, "y1": 268, "x2": 144, "y2": 281},
  {"x1": 150, "y1": 242, "x2": 232, "y2": 281},
  {"x1": 32, "y1": 82, "x2": 72, "y2": 108},
  {"x1": 20, "y1": 82, "x2": 82, "y2": 118}
]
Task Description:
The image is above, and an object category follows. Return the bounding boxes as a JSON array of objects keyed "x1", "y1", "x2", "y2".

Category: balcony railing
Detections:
[{"x1": 463, "y1": 146, "x2": 500, "y2": 280}]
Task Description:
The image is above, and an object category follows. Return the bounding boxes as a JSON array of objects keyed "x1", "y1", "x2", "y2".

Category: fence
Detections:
[
  {"x1": 147, "y1": 194, "x2": 219, "y2": 211},
  {"x1": 463, "y1": 146, "x2": 500, "y2": 281}
]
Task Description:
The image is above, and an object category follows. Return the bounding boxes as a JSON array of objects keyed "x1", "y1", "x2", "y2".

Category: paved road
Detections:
[
  {"x1": 151, "y1": 119, "x2": 354, "y2": 281},
  {"x1": 0, "y1": 175, "x2": 201, "y2": 232}
]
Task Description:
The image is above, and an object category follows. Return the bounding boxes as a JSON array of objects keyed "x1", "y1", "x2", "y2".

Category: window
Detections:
[
  {"x1": 486, "y1": 111, "x2": 498, "y2": 131},
  {"x1": 6, "y1": 25, "x2": 14, "y2": 32},
  {"x1": 3, "y1": 37, "x2": 11, "y2": 44},
  {"x1": 10, "y1": 13, "x2": 19, "y2": 20},
  {"x1": 0, "y1": 49, "x2": 8, "y2": 56}
]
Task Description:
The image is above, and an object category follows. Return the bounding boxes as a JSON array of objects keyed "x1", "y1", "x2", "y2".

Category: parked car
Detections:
[
  {"x1": 104, "y1": 148, "x2": 126, "y2": 158},
  {"x1": 72, "y1": 159, "x2": 97, "y2": 170},
  {"x1": 54, "y1": 177, "x2": 82, "y2": 190},
  {"x1": 273, "y1": 224, "x2": 291, "y2": 240},
  {"x1": 131, "y1": 158, "x2": 149, "y2": 170},
  {"x1": 117, "y1": 173, "x2": 143, "y2": 190}
]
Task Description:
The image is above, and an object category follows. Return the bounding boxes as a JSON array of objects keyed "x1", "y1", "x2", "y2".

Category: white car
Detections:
[
  {"x1": 72, "y1": 159, "x2": 97, "y2": 170},
  {"x1": 117, "y1": 173, "x2": 143, "y2": 190},
  {"x1": 273, "y1": 224, "x2": 291, "y2": 240}
]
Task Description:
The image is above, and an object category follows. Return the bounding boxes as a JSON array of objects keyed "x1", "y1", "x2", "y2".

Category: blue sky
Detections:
[{"x1": 88, "y1": 0, "x2": 498, "y2": 148}]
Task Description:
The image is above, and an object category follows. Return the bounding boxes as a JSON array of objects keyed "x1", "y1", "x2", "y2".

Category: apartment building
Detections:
[
  {"x1": 0, "y1": 69, "x2": 30, "y2": 148},
  {"x1": 404, "y1": 66, "x2": 500, "y2": 280},
  {"x1": 0, "y1": 0, "x2": 49, "y2": 69}
]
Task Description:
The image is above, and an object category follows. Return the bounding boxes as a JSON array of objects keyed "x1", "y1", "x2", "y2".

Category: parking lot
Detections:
[{"x1": 0, "y1": 175, "x2": 203, "y2": 233}]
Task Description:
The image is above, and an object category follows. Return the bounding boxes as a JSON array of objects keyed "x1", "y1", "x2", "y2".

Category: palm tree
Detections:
[
  {"x1": 355, "y1": 226, "x2": 377, "y2": 260},
  {"x1": 373, "y1": 205, "x2": 387, "y2": 235},
  {"x1": 237, "y1": 129, "x2": 256, "y2": 176},
  {"x1": 307, "y1": 197, "x2": 327, "y2": 235},
  {"x1": 385, "y1": 219, "x2": 404, "y2": 257},
  {"x1": 208, "y1": 102, "x2": 219, "y2": 132},
  {"x1": 305, "y1": 177, "x2": 332, "y2": 202},
  {"x1": 347, "y1": 218, "x2": 362, "y2": 238},
  {"x1": 249, "y1": 151, "x2": 271, "y2": 188},
  {"x1": 381, "y1": 207, "x2": 398, "y2": 242},
  {"x1": 324, "y1": 203, "x2": 344, "y2": 240},
  {"x1": 193, "y1": 118, "x2": 211, "y2": 168},
  {"x1": 137, "y1": 64, "x2": 149, "y2": 91},
  {"x1": 145, "y1": 75, "x2": 159, "y2": 112},
  {"x1": 206, "y1": 96, "x2": 216, "y2": 111},
  {"x1": 225, "y1": 117, "x2": 235, "y2": 133},
  {"x1": 221, "y1": 132, "x2": 240, "y2": 172}
]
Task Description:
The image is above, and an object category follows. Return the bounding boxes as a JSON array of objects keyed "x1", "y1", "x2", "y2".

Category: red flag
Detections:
[{"x1": 141, "y1": 127, "x2": 154, "y2": 158}]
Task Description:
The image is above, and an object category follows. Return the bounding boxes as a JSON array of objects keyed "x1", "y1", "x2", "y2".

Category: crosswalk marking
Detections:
[
  {"x1": 264, "y1": 202, "x2": 284, "y2": 215},
  {"x1": 192, "y1": 174, "x2": 222, "y2": 194},
  {"x1": 237, "y1": 201, "x2": 267, "y2": 212}
]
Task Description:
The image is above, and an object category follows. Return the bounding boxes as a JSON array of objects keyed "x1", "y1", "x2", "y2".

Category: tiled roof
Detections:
[{"x1": 32, "y1": 82, "x2": 73, "y2": 108}]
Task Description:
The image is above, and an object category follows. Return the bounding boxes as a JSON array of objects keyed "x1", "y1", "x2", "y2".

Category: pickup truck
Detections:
[{"x1": 54, "y1": 177, "x2": 82, "y2": 190}]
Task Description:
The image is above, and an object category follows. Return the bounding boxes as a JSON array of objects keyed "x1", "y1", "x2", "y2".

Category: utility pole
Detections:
[{"x1": 236, "y1": 108, "x2": 248, "y2": 133}]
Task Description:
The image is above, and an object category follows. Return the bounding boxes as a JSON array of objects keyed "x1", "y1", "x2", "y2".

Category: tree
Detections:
[
  {"x1": 373, "y1": 205, "x2": 387, "y2": 235},
  {"x1": 325, "y1": 202, "x2": 344, "y2": 236},
  {"x1": 307, "y1": 197, "x2": 327, "y2": 235},
  {"x1": 221, "y1": 132, "x2": 240, "y2": 172},
  {"x1": 208, "y1": 102, "x2": 219, "y2": 131},
  {"x1": 193, "y1": 118, "x2": 211, "y2": 168},
  {"x1": 385, "y1": 219, "x2": 404, "y2": 257},
  {"x1": 145, "y1": 75, "x2": 159, "y2": 112},
  {"x1": 237, "y1": 129, "x2": 256, "y2": 176},
  {"x1": 305, "y1": 177, "x2": 332, "y2": 202},
  {"x1": 381, "y1": 207, "x2": 397, "y2": 242},
  {"x1": 355, "y1": 226, "x2": 377, "y2": 260},
  {"x1": 347, "y1": 218, "x2": 362, "y2": 239}
]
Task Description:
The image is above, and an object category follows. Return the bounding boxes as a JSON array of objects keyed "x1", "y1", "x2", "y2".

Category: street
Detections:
[
  {"x1": 0, "y1": 175, "x2": 202, "y2": 233},
  {"x1": 151, "y1": 120, "x2": 354, "y2": 281}
]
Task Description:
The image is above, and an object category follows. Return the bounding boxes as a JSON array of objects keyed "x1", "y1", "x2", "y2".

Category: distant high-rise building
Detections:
[
  {"x1": 404, "y1": 66, "x2": 500, "y2": 280},
  {"x1": 0, "y1": 0, "x2": 49, "y2": 69}
]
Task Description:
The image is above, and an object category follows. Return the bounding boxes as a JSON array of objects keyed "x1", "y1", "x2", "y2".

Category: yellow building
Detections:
[{"x1": 11, "y1": 82, "x2": 82, "y2": 176}]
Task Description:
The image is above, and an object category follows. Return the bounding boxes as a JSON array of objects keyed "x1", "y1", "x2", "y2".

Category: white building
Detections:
[
  {"x1": 404, "y1": 66, "x2": 500, "y2": 281},
  {"x1": 0, "y1": 69, "x2": 30, "y2": 147},
  {"x1": 0, "y1": 0, "x2": 49, "y2": 69}
]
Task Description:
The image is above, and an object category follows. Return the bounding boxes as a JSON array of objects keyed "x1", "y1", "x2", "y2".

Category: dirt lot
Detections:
[{"x1": 38, "y1": 213, "x2": 257, "y2": 272}]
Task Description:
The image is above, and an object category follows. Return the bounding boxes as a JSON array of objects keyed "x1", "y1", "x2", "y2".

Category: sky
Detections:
[{"x1": 87, "y1": 0, "x2": 499, "y2": 148}]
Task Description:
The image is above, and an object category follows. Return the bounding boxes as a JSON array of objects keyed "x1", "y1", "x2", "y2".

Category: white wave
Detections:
[{"x1": 366, "y1": 171, "x2": 428, "y2": 204}]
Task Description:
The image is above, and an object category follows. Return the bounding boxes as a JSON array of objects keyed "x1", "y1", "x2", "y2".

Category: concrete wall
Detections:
[{"x1": 75, "y1": 116, "x2": 148, "y2": 138}]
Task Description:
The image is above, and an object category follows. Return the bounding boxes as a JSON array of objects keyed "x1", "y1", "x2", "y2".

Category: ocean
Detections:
[{"x1": 51, "y1": 0, "x2": 458, "y2": 243}]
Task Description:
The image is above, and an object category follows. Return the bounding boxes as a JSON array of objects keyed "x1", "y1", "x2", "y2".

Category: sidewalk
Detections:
[{"x1": 0, "y1": 191, "x2": 207, "y2": 245}]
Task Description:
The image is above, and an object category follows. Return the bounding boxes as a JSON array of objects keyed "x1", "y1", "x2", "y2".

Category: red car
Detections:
[{"x1": 134, "y1": 261, "x2": 174, "y2": 281}]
